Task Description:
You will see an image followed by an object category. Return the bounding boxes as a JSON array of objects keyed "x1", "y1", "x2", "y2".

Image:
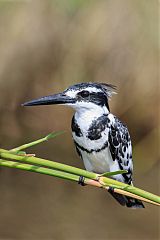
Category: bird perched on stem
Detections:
[{"x1": 23, "y1": 82, "x2": 144, "y2": 208}]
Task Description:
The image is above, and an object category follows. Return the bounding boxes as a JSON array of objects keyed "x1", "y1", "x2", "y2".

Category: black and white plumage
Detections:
[
  {"x1": 23, "y1": 82, "x2": 144, "y2": 208},
  {"x1": 72, "y1": 114, "x2": 133, "y2": 183}
]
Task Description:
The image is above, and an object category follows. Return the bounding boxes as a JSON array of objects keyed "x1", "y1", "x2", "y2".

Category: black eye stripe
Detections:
[{"x1": 76, "y1": 90, "x2": 109, "y2": 109}]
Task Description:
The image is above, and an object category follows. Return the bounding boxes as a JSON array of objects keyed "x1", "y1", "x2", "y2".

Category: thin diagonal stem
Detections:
[
  {"x1": 0, "y1": 149, "x2": 98, "y2": 180},
  {"x1": 0, "y1": 148, "x2": 159, "y2": 206},
  {"x1": 0, "y1": 158, "x2": 101, "y2": 187},
  {"x1": 0, "y1": 158, "x2": 159, "y2": 206}
]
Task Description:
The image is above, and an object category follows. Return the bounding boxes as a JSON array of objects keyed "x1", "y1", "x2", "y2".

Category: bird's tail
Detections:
[{"x1": 108, "y1": 188, "x2": 145, "y2": 208}]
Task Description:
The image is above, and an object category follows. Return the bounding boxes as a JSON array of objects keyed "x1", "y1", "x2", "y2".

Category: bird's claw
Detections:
[
  {"x1": 78, "y1": 176, "x2": 86, "y2": 186},
  {"x1": 108, "y1": 186, "x2": 115, "y2": 193}
]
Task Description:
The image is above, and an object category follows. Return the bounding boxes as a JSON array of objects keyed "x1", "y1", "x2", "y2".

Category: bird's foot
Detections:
[
  {"x1": 108, "y1": 186, "x2": 115, "y2": 194},
  {"x1": 78, "y1": 176, "x2": 86, "y2": 186}
]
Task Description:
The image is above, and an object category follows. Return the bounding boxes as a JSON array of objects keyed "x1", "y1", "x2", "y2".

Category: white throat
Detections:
[{"x1": 74, "y1": 103, "x2": 109, "y2": 132}]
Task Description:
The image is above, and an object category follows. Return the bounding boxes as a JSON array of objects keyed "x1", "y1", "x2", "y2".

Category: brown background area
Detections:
[{"x1": 0, "y1": 0, "x2": 159, "y2": 239}]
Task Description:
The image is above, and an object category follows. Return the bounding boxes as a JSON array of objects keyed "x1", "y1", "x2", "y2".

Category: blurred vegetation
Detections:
[{"x1": 0, "y1": 0, "x2": 159, "y2": 239}]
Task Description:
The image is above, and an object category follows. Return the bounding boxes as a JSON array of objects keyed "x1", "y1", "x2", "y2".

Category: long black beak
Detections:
[{"x1": 22, "y1": 92, "x2": 75, "y2": 106}]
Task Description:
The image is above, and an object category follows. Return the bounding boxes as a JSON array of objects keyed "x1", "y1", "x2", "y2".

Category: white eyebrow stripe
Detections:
[
  {"x1": 82, "y1": 87, "x2": 102, "y2": 93},
  {"x1": 66, "y1": 87, "x2": 102, "y2": 97}
]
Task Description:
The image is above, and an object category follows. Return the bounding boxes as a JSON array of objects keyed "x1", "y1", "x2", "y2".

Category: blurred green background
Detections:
[{"x1": 0, "y1": 0, "x2": 159, "y2": 239}]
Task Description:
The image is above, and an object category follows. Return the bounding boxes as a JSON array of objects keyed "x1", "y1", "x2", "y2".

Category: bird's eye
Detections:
[{"x1": 80, "y1": 90, "x2": 90, "y2": 98}]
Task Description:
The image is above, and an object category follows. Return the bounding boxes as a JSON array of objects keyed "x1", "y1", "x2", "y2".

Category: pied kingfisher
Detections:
[{"x1": 23, "y1": 82, "x2": 144, "y2": 208}]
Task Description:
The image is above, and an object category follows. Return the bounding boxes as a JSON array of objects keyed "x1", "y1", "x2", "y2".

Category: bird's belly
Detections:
[
  {"x1": 72, "y1": 130, "x2": 114, "y2": 174},
  {"x1": 81, "y1": 148, "x2": 113, "y2": 174},
  {"x1": 73, "y1": 134, "x2": 124, "y2": 181}
]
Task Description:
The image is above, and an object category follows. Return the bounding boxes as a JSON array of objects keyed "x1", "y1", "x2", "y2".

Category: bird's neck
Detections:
[{"x1": 74, "y1": 106, "x2": 109, "y2": 132}]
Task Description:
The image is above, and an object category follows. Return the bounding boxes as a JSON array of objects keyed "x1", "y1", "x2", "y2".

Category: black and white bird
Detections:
[{"x1": 23, "y1": 82, "x2": 144, "y2": 208}]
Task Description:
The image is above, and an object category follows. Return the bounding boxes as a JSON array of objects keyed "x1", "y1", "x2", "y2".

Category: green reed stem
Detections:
[{"x1": 0, "y1": 148, "x2": 159, "y2": 205}]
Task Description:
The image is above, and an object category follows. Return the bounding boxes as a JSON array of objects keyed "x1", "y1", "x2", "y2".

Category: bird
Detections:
[{"x1": 23, "y1": 82, "x2": 144, "y2": 208}]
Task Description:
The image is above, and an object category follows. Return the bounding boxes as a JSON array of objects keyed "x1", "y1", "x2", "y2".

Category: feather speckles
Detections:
[
  {"x1": 87, "y1": 114, "x2": 110, "y2": 140},
  {"x1": 72, "y1": 112, "x2": 133, "y2": 185},
  {"x1": 108, "y1": 117, "x2": 132, "y2": 184},
  {"x1": 71, "y1": 116, "x2": 82, "y2": 137},
  {"x1": 69, "y1": 82, "x2": 133, "y2": 186}
]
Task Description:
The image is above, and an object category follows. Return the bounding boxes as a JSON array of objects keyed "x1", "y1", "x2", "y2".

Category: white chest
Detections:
[
  {"x1": 72, "y1": 112, "x2": 118, "y2": 174},
  {"x1": 81, "y1": 147, "x2": 112, "y2": 173}
]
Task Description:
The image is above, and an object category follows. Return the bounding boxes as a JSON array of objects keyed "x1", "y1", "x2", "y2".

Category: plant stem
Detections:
[
  {"x1": 0, "y1": 148, "x2": 159, "y2": 206},
  {"x1": 10, "y1": 131, "x2": 64, "y2": 152},
  {"x1": 0, "y1": 149, "x2": 98, "y2": 180},
  {"x1": 0, "y1": 158, "x2": 159, "y2": 206},
  {"x1": 0, "y1": 158, "x2": 101, "y2": 187},
  {"x1": 99, "y1": 177, "x2": 160, "y2": 205}
]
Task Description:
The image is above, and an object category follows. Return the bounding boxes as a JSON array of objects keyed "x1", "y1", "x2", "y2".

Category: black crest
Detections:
[
  {"x1": 98, "y1": 83, "x2": 117, "y2": 98},
  {"x1": 66, "y1": 82, "x2": 117, "y2": 109}
]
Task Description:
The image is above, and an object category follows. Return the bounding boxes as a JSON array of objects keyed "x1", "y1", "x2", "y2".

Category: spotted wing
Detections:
[{"x1": 108, "y1": 117, "x2": 133, "y2": 184}]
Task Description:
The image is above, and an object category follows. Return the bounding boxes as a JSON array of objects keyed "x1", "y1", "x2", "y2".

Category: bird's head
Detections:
[{"x1": 23, "y1": 82, "x2": 116, "y2": 114}]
